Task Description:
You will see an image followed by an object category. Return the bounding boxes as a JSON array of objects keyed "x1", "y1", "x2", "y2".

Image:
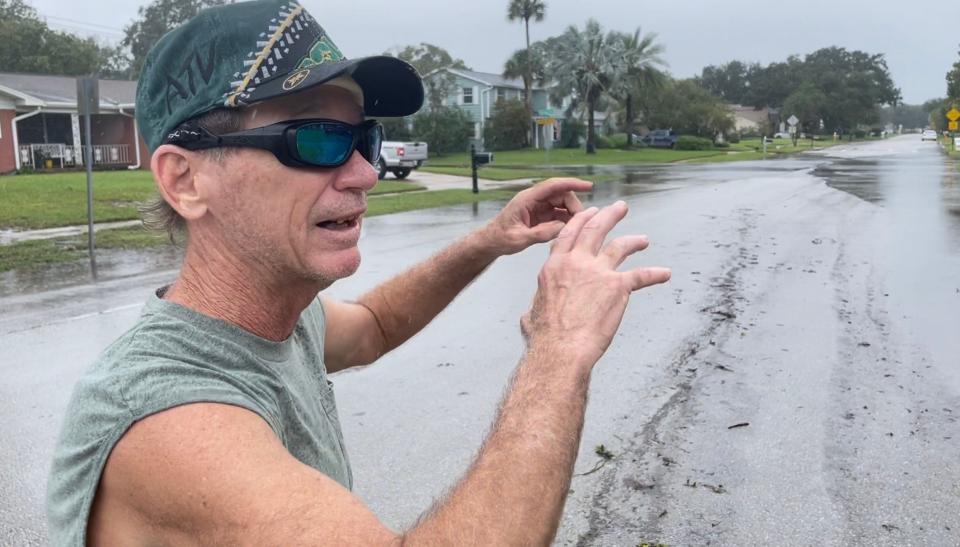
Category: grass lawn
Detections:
[
  {"x1": 0, "y1": 170, "x2": 156, "y2": 230},
  {"x1": 0, "y1": 187, "x2": 521, "y2": 273},
  {"x1": 420, "y1": 166, "x2": 566, "y2": 181},
  {"x1": 427, "y1": 147, "x2": 726, "y2": 168},
  {"x1": 0, "y1": 170, "x2": 424, "y2": 231}
]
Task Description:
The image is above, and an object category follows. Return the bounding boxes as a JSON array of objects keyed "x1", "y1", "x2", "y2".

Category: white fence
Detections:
[{"x1": 17, "y1": 144, "x2": 131, "y2": 169}]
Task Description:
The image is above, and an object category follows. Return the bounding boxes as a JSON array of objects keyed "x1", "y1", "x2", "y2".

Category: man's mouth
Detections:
[{"x1": 316, "y1": 212, "x2": 363, "y2": 231}]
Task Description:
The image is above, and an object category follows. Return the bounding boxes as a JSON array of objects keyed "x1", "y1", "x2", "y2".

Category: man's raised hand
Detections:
[
  {"x1": 480, "y1": 178, "x2": 593, "y2": 256},
  {"x1": 521, "y1": 200, "x2": 671, "y2": 368}
]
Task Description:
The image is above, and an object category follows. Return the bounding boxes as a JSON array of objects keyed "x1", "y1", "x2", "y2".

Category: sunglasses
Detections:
[{"x1": 167, "y1": 118, "x2": 384, "y2": 168}]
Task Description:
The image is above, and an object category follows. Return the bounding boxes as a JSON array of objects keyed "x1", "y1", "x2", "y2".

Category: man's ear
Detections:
[{"x1": 150, "y1": 145, "x2": 210, "y2": 221}]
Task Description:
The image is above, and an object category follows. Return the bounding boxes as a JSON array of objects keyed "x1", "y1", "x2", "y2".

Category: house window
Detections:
[
  {"x1": 497, "y1": 88, "x2": 506, "y2": 101},
  {"x1": 462, "y1": 87, "x2": 473, "y2": 104}
]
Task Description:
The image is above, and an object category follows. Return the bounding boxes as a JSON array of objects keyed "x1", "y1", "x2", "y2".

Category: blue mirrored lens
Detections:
[{"x1": 296, "y1": 124, "x2": 353, "y2": 165}]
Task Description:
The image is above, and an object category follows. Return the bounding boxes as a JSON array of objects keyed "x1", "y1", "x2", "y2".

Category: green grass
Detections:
[
  {"x1": 367, "y1": 188, "x2": 519, "y2": 216},
  {"x1": 428, "y1": 147, "x2": 725, "y2": 168},
  {"x1": 0, "y1": 170, "x2": 156, "y2": 230},
  {"x1": 0, "y1": 225, "x2": 170, "y2": 272},
  {"x1": 420, "y1": 166, "x2": 565, "y2": 181},
  {"x1": 0, "y1": 188, "x2": 525, "y2": 273},
  {"x1": 0, "y1": 171, "x2": 423, "y2": 231},
  {"x1": 370, "y1": 180, "x2": 425, "y2": 194}
]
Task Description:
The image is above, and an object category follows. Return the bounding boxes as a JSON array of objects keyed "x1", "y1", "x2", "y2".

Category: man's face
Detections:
[{"x1": 197, "y1": 84, "x2": 378, "y2": 287}]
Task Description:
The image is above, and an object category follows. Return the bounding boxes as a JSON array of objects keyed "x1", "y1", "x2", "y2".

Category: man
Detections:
[{"x1": 47, "y1": 1, "x2": 671, "y2": 545}]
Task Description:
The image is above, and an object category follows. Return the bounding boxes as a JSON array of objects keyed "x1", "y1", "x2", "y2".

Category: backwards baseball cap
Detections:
[{"x1": 136, "y1": 0, "x2": 424, "y2": 151}]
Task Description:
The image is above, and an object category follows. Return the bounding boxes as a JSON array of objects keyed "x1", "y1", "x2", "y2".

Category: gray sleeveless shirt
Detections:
[{"x1": 46, "y1": 290, "x2": 352, "y2": 546}]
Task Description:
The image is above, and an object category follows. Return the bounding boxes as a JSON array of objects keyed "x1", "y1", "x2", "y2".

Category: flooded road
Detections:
[{"x1": 2, "y1": 135, "x2": 958, "y2": 545}]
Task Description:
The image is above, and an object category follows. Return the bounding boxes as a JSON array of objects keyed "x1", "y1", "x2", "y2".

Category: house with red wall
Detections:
[{"x1": 0, "y1": 72, "x2": 149, "y2": 174}]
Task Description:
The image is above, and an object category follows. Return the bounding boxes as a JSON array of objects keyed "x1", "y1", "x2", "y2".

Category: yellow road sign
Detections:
[
  {"x1": 947, "y1": 108, "x2": 960, "y2": 122},
  {"x1": 949, "y1": 120, "x2": 958, "y2": 131},
  {"x1": 536, "y1": 118, "x2": 556, "y2": 126}
]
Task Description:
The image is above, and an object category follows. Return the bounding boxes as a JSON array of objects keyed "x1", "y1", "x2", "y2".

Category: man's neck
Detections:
[{"x1": 163, "y1": 240, "x2": 322, "y2": 342}]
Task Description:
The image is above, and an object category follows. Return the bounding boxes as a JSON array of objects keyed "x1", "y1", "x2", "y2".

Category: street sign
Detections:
[
  {"x1": 947, "y1": 108, "x2": 960, "y2": 122},
  {"x1": 950, "y1": 121, "x2": 959, "y2": 131},
  {"x1": 787, "y1": 115, "x2": 799, "y2": 126},
  {"x1": 76, "y1": 77, "x2": 99, "y2": 116}
]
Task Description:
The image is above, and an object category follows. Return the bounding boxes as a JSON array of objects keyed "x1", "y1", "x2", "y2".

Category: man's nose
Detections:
[{"x1": 332, "y1": 150, "x2": 378, "y2": 192}]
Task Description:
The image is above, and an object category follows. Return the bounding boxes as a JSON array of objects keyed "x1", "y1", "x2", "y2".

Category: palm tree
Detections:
[
  {"x1": 547, "y1": 19, "x2": 626, "y2": 154},
  {"x1": 506, "y1": 0, "x2": 546, "y2": 118},
  {"x1": 608, "y1": 28, "x2": 667, "y2": 147},
  {"x1": 503, "y1": 43, "x2": 548, "y2": 101}
]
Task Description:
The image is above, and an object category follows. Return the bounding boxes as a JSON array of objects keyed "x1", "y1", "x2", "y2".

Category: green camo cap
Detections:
[{"x1": 136, "y1": 0, "x2": 424, "y2": 151}]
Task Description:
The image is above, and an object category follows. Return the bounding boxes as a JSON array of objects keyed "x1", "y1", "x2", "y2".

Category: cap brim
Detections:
[{"x1": 244, "y1": 56, "x2": 424, "y2": 117}]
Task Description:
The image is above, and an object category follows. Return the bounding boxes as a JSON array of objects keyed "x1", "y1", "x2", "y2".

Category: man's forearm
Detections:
[
  {"x1": 404, "y1": 346, "x2": 591, "y2": 545},
  {"x1": 357, "y1": 228, "x2": 499, "y2": 357}
]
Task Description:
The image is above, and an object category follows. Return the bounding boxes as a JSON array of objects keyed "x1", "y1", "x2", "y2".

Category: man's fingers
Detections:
[
  {"x1": 524, "y1": 178, "x2": 592, "y2": 214},
  {"x1": 575, "y1": 201, "x2": 628, "y2": 255},
  {"x1": 528, "y1": 220, "x2": 565, "y2": 243},
  {"x1": 552, "y1": 207, "x2": 598, "y2": 254},
  {"x1": 600, "y1": 235, "x2": 650, "y2": 268},
  {"x1": 624, "y1": 267, "x2": 672, "y2": 291},
  {"x1": 554, "y1": 189, "x2": 586, "y2": 215}
]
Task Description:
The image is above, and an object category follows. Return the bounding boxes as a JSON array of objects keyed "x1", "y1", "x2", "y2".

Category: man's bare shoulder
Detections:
[{"x1": 88, "y1": 402, "x2": 398, "y2": 547}]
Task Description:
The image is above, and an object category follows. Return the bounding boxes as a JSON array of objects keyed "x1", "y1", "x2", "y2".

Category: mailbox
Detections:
[{"x1": 473, "y1": 152, "x2": 493, "y2": 165}]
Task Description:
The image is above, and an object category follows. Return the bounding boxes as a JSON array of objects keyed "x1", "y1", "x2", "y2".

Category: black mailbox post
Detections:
[{"x1": 470, "y1": 144, "x2": 493, "y2": 194}]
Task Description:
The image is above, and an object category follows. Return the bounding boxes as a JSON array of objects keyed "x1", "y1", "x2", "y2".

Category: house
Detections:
[
  {"x1": 0, "y1": 72, "x2": 149, "y2": 174},
  {"x1": 424, "y1": 68, "x2": 567, "y2": 149},
  {"x1": 729, "y1": 104, "x2": 778, "y2": 134}
]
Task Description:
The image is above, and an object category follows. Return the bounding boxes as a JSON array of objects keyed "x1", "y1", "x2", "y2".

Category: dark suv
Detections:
[{"x1": 640, "y1": 129, "x2": 678, "y2": 149}]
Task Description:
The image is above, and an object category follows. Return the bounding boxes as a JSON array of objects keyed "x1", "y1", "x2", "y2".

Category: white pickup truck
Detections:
[{"x1": 378, "y1": 141, "x2": 428, "y2": 180}]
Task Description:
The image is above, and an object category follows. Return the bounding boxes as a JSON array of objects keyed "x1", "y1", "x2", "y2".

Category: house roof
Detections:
[
  {"x1": 728, "y1": 104, "x2": 770, "y2": 125},
  {"x1": 0, "y1": 72, "x2": 137, "y2": 110},
  {"x1": 441, "y1": 68, "x2": 547, "y2": 91}
]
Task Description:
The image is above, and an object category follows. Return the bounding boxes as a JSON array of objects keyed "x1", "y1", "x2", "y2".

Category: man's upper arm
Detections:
[
  {"x1": 321, "y1": 297, "x2": 386, "y2": 372},
  {"x1": 89, "y1": 403, "x2": 398, "y2": 546}
]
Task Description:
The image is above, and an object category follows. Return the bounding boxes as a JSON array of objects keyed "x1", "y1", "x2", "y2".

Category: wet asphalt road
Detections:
[{"x1": 2, "y1": 135, "x2": 958, "y2": 545}]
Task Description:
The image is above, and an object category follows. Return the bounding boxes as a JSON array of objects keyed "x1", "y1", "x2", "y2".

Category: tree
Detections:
[
  {"x1": 502, "y1": 43, "x2": 549, "y2": 99},
  {"x1": 123, "y1": 0, "x2": 232, "y2": 79},
  {"x1": 380, "y1": 117, "x2": 413, "y2": 141},
  {"x1": 483, "y1": 99, "x2": 529, "y2": 150},
  {"x1": 800, "y1": 47, "x2": 900, "y2": 134},
  {"x1": 412, "y1": 106, "x2": 473, "y2": 155},
  {"x1": 697, "y1": 61, "x2": 752, "y2": 104},
  {"x1": 547, "y1": 19, "x2": 625, "y2": 154},
  {"x1": 506, "y1": 0, "x2": 546, "y2": 119},
  {"x1": 607, "y1": 27, "x2": 666, "y2": 147},
  {"x1": 881, "y1": 103, "x2": 929, "y2": 131},
  {"x1": 708, "y1": 47, "x2": 900, "y2": 134},
  {"x1": 639, "y1": 78, "x2": 734, "y2": 139},
  {"x1": 0, "y1": 0, "x2": 120, "y2": 76},
  {"x1": 386, "y1": 43, "x2": 470, "y2": 110},
  {"x1": 946, "y1": 45, "x2": 960, "y2": 101},
  {"x1": 782, "y1": 82, "x2": 827, "y2": 144}
]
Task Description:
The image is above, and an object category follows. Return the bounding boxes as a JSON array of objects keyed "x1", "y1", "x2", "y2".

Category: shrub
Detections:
[
  {"x1": 714, "y1": 141, "x2": 730, "y2": 149},
  {"x1": 482, "y1": 99, "x2": 530, "y2": 151},
  {"x1": 594, "y1": 135, "x2": 616, "y2": 149},
  {"x1": 379, "y1": 117, "x2": 413, "y2": 141},
  {"x1": 727, "y1": 132, "x2": 741, "y2": 144},
  {"x1": 412, "y1": 107, "x2": 474, "y2": 155},
  {"x1": 675, "y1": 136, "x2": 713, "y2": 150},
  {"x1": 560, "y1": 118, "x2": 585, "y2": 149}
]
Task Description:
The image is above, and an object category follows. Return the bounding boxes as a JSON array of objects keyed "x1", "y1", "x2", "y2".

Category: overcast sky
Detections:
[{"x1": 27, "y1": 0, "x2": 960, "y2": 104}]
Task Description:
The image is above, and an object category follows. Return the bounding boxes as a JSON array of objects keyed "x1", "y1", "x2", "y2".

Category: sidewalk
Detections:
[
  {"x1": 0, "y1": 172, "x2": 535, "y2": 246},
  {"x1": 0, "y1": 220, "x2": 143, "y2": 246},
  {"x1": 399, "y1": 170, "x2": 535, "y2": 191}
]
